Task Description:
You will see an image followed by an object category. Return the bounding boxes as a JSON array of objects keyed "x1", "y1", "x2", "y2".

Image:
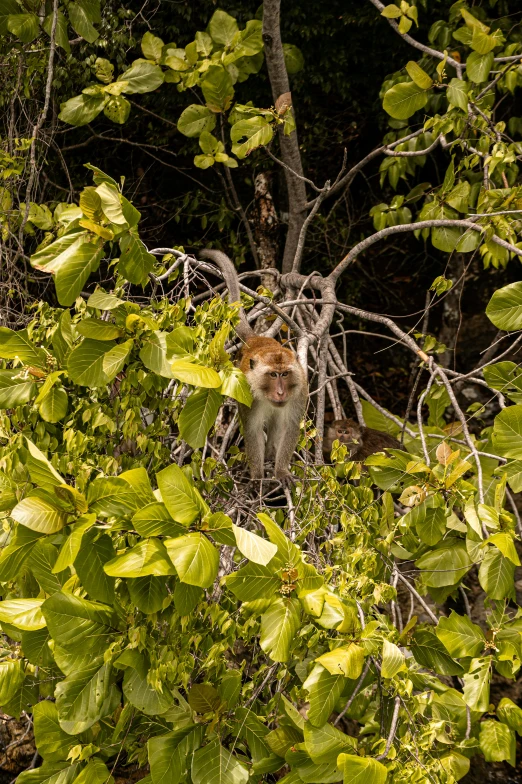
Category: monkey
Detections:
[
  {"x1": 200, "y1": 249, "x2": 308, "y2": 483},
  {"x1": 323, "y1": 418, "x2": 399, "y2": 462}
]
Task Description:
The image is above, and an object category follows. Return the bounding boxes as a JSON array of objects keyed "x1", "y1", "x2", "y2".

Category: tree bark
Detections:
[
  {"x1": 254, "y1": 172, "x2": 281, "y2": 278},
  {"x1": 263, "y1": 0, "x2": 308, "y2": 274}
]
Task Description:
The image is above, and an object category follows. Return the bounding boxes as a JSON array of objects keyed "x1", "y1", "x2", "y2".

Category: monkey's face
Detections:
[
  {"x1": 328, "y1": 419, "x2": 361, "y2": 455},
  {"x1": 249, "y1": 350, "x2": 299, "y2": 407}
]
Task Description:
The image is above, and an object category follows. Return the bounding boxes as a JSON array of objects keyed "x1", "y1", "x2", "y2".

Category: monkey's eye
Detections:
[
  {"x1": 281, "y1": 372, "x2": 288, "y2": 377},
  {"x1": 270, "y1": 372, "x2": 277, "y2": 378}
]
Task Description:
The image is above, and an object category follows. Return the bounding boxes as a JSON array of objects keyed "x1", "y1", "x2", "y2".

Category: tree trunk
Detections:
[{"x1": 262, "y1": 0, "x2": 308, "y2": 274}]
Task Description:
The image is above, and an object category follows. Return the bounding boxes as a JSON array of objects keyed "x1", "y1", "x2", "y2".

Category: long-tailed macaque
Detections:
[
  {"x1": 201, "y1": 249, "x2": 307, "y2": 482},
  {"x1": 323, "y1": 418, "x2": 399, "y2": 461}
]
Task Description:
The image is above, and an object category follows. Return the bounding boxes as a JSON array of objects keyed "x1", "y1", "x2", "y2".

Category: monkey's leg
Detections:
[
  {"x1": 274, "y1": 415, "x2": 301, "y2": 481},
  {"x1": 239, "y1": 403, "x2": 266, "y2": 480}
]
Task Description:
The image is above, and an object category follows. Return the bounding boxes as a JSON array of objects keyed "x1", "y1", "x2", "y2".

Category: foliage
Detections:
[{"x1": 1, "y1": 0, "x2": 522, "y2": 783}]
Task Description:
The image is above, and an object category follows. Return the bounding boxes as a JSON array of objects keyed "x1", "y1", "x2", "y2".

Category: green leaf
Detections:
[
  {"x1": 492, "y1": 405, "x2": 522, "y2": 459},
  {"x1": 0, "y1": 660, "x2": 25, "y2": 704},
  {"x1": 478, "y1": 547, "x2": 515, "y2": 599},
  {"x1": 201, "y1": 66, "x2": 234, "y2": 112},
  {"x1": 208, "y1": 9, "x2": 239, "y2": 46},
  {"x1": 174, "y1": 582, "x2": 203, "y2": 615},
  {"x1": 381, "y1": 4, "x2": 401, "y2": 18},
  {"x1": 56, "y1": 242, "x2": 104, "y2": 306},
  {"x1": 316, "y1": 642, "x2": 365, "y2": 679},
  {"x1": 132, "y1": 502, "x2": 185, "y2": 538},
  {"x1": 380, "y1": 639, "x2": 405, "y2": 678},
  {"x1": 170, "y1": 359, "x2": 222, "y2": 388},
  {"x1": 68, "y1": 2, "x2": 98, "y2": 42},
  {"x1": 497, "y1": 697, "x2": 522, "y2": 735},
  {"x1": 156, "y1": 464, "x2": 201, "y2": 525},
  {"x1": 188, "y1": 683, "x2": 221, "y2": 713},
  {"x1": 42, "y1": 592, "x2": 115, "y2": 654},
  {"x1": 73, "y1": 759, "x2": 114, "y2": 784},
  {"x1": 67, "y1": 338, "x2": 115, "y2": 387},
  {"x1": 232, "y1": 524, "x2": 278, "y2": 566},
  {"x1": 59, "y1": 94, "x2": 106, "y2": 126},
  {"x1": 191, "y1": 739, "x2": 249, "y2": 784},
  {"x1": 33, "y1": 702, "x2": 76, "y2": 761},
  {"x1": 383, "y1": 81, "x2": 429, "y2": 119},
  {"x1": 486, "y1": 281, "x2": 522, "y2": 331},
  {"x1": 87, "y1": 289, "x2": 124, "y2": 309},
  {"x1": 303, "y1": 665, "x2": 345, "y2": 727},
  {"x1": 7, "y1": 13, "x2": 39, "y2": 43},
  {"x1": 487, "y1": 532, "x2": 520, "y2": 565},
  {"x1": 77, "y1": 318, "x2": 122, "y2": 341},
  {"x1": 0, "y1": 371, "x2": 37, "y2": 409},
  {"x1": 102, "y1": 339, "x2": 133, "y2": 381},
  {"x1": 140, "y1": 332, "x2": 177, "y2": 379},
  {"x1": 119, "y1": 231, "x2": 155, "y2": 284},
  {"x1": 0, "y1": 327, "x2": 46, "y2": 365},
  {"x1": 226, "y1": 561, "x2": 280, "y2": 602},
  {"x1": 104, "y1": 538, "x2": 174, "y2": 578},
  {"x1": 104, "y1": 94, "x2": 131, "y2": 124},
  {"x1": 479, "y1": 720, "x2": 516, "y2": 766},
  {"x1": 11, "y1": 495, "x2": 67, "y2": 534},
  {"x1": 0, "y1": 527, "x2": 42, "y2": 582},
  {"x1": 29, "y1": 541, "x2": 68, "y2": 595},
  {"x1": 142, "y1": 31, "x2": 164, "y2": 63},
  {"x1": 39, "y1": 387, "x2": 68, "y2": 423},
  {"x1": 411, "y1": 628, "x2": 465, "y2": 676},
  {"x1": 283, "y1": 43, "x2": 304, "y2": 75},
  {"x1": 466, "y1": 51, "x2": 494, "y2": 83},
  {"x1": 435, "y1": 611, "x2": 486, "y2": 657},
  {"x1": 260, "y1": 597, "x2": 301, "y2": 663},
  {"x1": 231, "y1": 116, "x2": 274, "y2": 158},
  {"x1": 128, "y1": 575, "x2": 168, "y2": 614},
  {"x1": 415, "y1": 540, "x2": 472, "y2": 587},
  {"x1": 405, "y1": 61, "x2": 433, "y2": 89},
  {"x1": 53, "y1": 515, "x2": 96, "y2": 573},
  {"x1": 219, "y1": 367, "x2": 253, "y2": 406},
  {"x1": 337, "y1": 754, "x2": 388, "y2": 784},
  {"x1": 120, "y1": 60, "x2": 164, "y2": 94},
  {"x1": 55, "y1": 659, "x2": 114, "y2": 734},
  {"x1": 0, "y1": 598, "x2": 45, "y2": 630},
  {"x1": 121, "y1": 654, "x2": 173, "y2": 715},
  {"x1": 177, "y1": 105, "x2": 217, "y2": 137},
  {"x1": 149, "y1": 726, "x2": 203, "y2": 784},
  {"x1": 471, "y1": 28, "x2": 502, "y2": 55},
  {"x1": 303, "y1": 723, "x2": 355, "y2": 765},
  {"x1": 164, "y1": 533, "x2": 218, "y2": 588},
  {"x1": 75, "y1": 533, "x2": 115, "y2": 603},
  {"x1": 95, "y1": 182, "x2": 126, "y2": 225},
  {"x1": 463, "y1": 657, "x2": 491, "y2": 711},
  {"x1": 178, "y1": 388, "x2": 222, "y2": 449}
]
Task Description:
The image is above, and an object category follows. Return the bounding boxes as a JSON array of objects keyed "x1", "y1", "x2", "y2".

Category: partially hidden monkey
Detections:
[
  {"x1": 323, "y1": 418, "x2": 399, "y2": 462},
  {"x1": 200, "y1": 249, "x2": 308, "y2": 482}
]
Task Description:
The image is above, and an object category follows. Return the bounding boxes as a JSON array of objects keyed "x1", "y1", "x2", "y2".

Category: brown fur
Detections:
[
  {"x1": 200, "y1": 249, "x2": 308, "y2": 480},
  {"x1": 323, "y1": 418, "x2": 399, "y2": 461}
]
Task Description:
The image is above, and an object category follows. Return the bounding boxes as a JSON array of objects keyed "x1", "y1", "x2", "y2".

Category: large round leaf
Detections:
[
  {"x1": 486, "y1": 281, "x2": 522, "y2": 331},
  {"x1": 415, "y1": 540, "x2": 472, "y2": 586},
  {"x1": 119, "y1": 60, "x2": 164, "y2": 94},
  {"x1": 11, "y1": 496, "x2": 67, "y2": 534},
  {"x1": 232, "y1": 524, "x2": 278, "y2": 566},
  {"x1": 156, "y1": 465, "x2": 201, "y2": 525},
  {"x1": 0, "y1": 598, "x2": 46, "y2": 630},
  {"x1": 492, "y1": 405, "x2": 522, "y2": 458},
  {"x1": 177, "y1": 105, "x2": 217, "y2": 137},
  {"x1": 170, "y1": 360, "x2": 222, "y2": 389},
  {"x1": 178, "y1": 388, "x2": 223, "y2": 449},
  {"x1": 104, "y1": 538, "x2": 175, "y2": 578},
  {"x1": 383, "y1": 81, "x2": 429, "y2": 119},
  {"x1": 260, "y1": 597, "x2": 301, "y2": 662},
  {"x1": 164, "y1": 533, "x2": 219, "y2": 588},
  {"x1": 67, "y1": 338, "x2": 116, "y2": 387}
]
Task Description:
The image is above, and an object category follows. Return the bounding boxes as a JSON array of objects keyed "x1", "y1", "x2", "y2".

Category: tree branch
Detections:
[{"x1": 263, "y1": 0, "x2": 308, "y2": 274}]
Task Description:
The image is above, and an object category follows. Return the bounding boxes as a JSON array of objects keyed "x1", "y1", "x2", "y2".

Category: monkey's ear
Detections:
[{"x1": 249, "y1": 358, "x2": 256, "y2": 370}]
